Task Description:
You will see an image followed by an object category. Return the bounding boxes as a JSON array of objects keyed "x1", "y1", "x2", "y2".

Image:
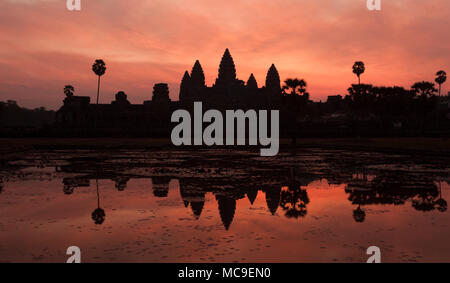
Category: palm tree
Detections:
[
  {"x1": 282, "y1": 78, "x2": 307, "y2": 97},
  {"x1": 64, "y1": 85, "x2": 74, "y2": 97},
  {"x1": 352, "y1": 61, "x2": 365, "y2": 85},
  {"x1": 92, "y1": 59, "x2": 106, "y2": 104},
  {"x1": 435, "y1": 70, "x2": 447, "y2": 97}
]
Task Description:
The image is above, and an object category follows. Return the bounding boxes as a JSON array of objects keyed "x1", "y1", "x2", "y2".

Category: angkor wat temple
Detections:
[
  {"x1": 52, "y1": 48, "x2": 450, "y2": 137},
  {"x1": 56, "y1": 49, "x2": 284, "y2": 136}
]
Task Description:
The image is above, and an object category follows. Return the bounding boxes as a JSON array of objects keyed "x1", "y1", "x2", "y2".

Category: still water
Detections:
[{"x1": 0, "y1": 148, "x2": 449, "y2": 262}]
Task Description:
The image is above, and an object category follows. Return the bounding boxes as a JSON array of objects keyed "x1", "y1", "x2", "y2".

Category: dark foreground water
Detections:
[{"x1": 0, "y1": 148, "x2": 449, "y2": 262}]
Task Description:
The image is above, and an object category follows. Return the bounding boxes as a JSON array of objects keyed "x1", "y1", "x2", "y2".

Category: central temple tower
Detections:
[{"x1": 214, "y1": 48, "x2": 237, "y2": 87}]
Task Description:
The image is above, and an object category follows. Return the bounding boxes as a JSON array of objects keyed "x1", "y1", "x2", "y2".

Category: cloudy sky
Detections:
[{"x1": 1, "y1": 0, "x2": 449, "y2": 109}]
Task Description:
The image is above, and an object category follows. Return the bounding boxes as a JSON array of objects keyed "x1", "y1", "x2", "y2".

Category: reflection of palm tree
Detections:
[
  {"x1": 353, "y1": 205, "x2": 366, "y2": 223},
  {"x1": 279, "y1": 186, "x2": 310, "y2": 219},
  {"x1": 352, "y1": 61, "x2": 365, "y2": 85},
  {"x1": 435, "y1": 181, "x2": 448, "y2": 212},
  {"x1": 63, "y1": 185, "x2": 74, "y2": 195},
  {"x1": 412, "y1": 188, "x2": 439, "y2": 212},
  {"x1": 435, "y1": 70, "x2": 447, "y2": 97},
  {"x1": 92, "y1": 59, "x2": 106, "y2": 104},
  {"x1": 114, "y1": 177, "x2": 129, "y2": 191},
  {"x1": 91, "y1": 179, "x2": 105, "y2": 225}
]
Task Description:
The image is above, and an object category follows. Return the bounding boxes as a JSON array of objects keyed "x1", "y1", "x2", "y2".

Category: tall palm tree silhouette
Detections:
[
  {"x1": 92, "y1": 59, "x2": 106, "y2": 104},
  {"x1": 352, "y1": 61, "x2": 365, "y2": 85},
  {"x1": 92, "y1": 179, "x2": 106, "y2": 225},
  {"x1": 64, "y1": 85, "x2": 74, "y2": 97},
  {"x1": 435, "y1": 70, "x2": 447, "y2": 97}
]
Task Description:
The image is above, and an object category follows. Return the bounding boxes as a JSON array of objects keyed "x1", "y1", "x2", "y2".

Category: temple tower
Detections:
[
  {"x1": 152, "y1": 83, "x2": 170, "y2": 103},
  {"x1": 179, "y1": 71, "x2": 191, "y2": 102},
  {"x1": 246, "y1": 73, "x2": 258, "y2": 90},
  {"x1": 215, "y1": 48, "x2": 237, "y2": 87},
  {"x1": 265, "y1": 64, "x2": 282, "y2": 105},
  {"x1": 190, "y1": 60, "x2": 206, "y2": 88},
  {"x1": 265, "y1": 64, "x2": 281, "y2": 93}
]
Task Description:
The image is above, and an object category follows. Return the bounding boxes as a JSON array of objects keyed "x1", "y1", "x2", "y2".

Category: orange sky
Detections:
[{"x1": 0, "y1": 0, "x2": 449, "y2": 110}]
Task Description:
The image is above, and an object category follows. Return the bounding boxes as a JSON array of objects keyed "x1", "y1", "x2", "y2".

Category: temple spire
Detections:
[
  {"x1": 190, "y1": 60, "x2": 206, "y2": 88},
  {"x1": 246, "y1": 73, "x2": 258, "y2": 89},
  {"x1": 215, "y1": 48, "x2": 237, "y2": 87},
  {"x1": 179, "y1": 70, "x2": 191, "y2": 101},
  {"x1": 265, "y1": 64, "x2": 281, "y2": 93}
]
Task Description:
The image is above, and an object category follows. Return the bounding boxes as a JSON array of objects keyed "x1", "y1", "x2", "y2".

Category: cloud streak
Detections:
[{"x1": 0, "y1": 0, "x2": 449, "y2": 109}]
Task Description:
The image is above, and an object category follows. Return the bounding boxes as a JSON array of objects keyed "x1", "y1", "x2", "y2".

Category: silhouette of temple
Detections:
[
  {"x1": 55, "y1": 49, "x2": 282, "y2": 136},
  {"x1": 178, "y1": 48, "x2": 281, "y2": 108},
  {"x1": 52, "y1": 48, "x2": 450, "y2": 137}
]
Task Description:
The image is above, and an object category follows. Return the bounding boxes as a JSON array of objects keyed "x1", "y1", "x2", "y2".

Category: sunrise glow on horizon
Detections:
[{"x1": 1, "y1": 0, "x2": 449, "y2": 110}]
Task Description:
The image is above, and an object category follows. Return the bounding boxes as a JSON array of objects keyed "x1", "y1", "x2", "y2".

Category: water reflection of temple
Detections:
[
  {"x1": 59, "y1": 169, "x2": 448, "y2": 228},
  {"x1": 179, "y1": 179, "x2": 206, "y2": 219}
]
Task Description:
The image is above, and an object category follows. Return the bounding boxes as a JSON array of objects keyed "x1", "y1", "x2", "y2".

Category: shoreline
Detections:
[{"x1": 1, "y1": 137, "x2": 449, "y2": 156}]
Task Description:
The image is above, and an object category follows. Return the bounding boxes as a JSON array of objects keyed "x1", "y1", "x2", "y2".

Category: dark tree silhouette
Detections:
[
  {"x1": 435, "y1": 70, "x2": 447, "y2": 96},
  {"x1": 64, "y1": 85, "x2": 74, "y2": 97},
  {"x1": 411, "y1": 81, "x2": 437, "y2": 98},
  {"x1": 346, "y1": 84, "x2": 376, "y2": 116},
  {"x1": 282, "y1": 78, "x2": 307, "y2": 97},
  {"x1": 92, "y1": 59, "x2": 106, "y2": 104},
  {"x1": 352, "y1": 61, "x2": 365, "y2": 85}
]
